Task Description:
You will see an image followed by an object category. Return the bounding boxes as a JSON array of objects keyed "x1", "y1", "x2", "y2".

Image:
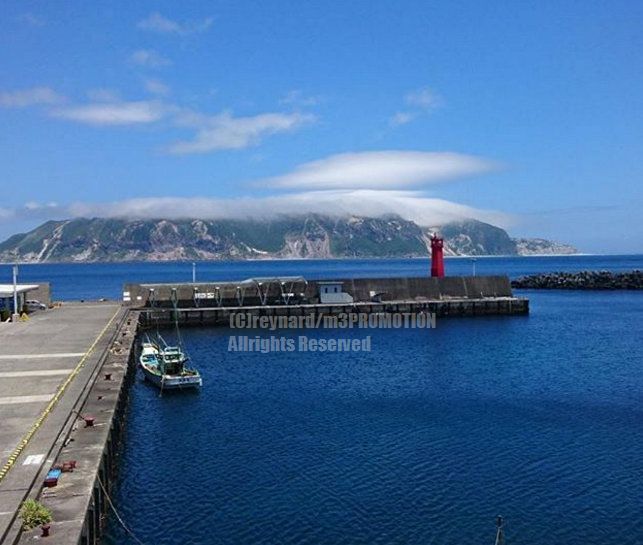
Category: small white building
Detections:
[
  {"x1": 318, "y1": 281, "x2": 354, "y2": 304},
  {"x1": 0, "y1": 284, "x2": 40, "y2": 317}
]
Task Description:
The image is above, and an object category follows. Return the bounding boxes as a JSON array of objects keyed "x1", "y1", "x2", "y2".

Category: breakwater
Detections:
[
  {"x1": 125, "y1": 275, "x2": 528, "y2": 323},
  {"x1": 124, "y1": 275, "x2": 516, "y2": 307},
  {"x1": 124, "y1": 275, "x2": 528, "y2": 326},
  {"x1": 512, "y1": 270, "x2": 643, "y2": 290},
  {"x1": 139, "y1": 297, "x2": 528, "y2": 328}
]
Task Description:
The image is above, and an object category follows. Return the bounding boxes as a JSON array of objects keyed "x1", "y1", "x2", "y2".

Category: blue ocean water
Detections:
[
  {"x1": 1, "y1": 254, "x2": 642, "y2": 301},
  {"x1": 79, "y1": 256, "x2": 641, "y2": 545},
  {"x1": 3, "y1": 256, "x2": 640, "y2": 543},
  {"x1": 101, "y1": 288, "x2": 643, "y2": 545}
]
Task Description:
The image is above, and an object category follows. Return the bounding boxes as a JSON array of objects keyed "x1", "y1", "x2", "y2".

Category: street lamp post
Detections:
[{"x1": 12, "y1": 264, "x2": 19, "y2": 320}]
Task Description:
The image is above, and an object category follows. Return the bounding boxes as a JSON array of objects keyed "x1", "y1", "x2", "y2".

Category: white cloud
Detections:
[
  {"x1": 405, "y1": 87, "x2": 441, "y2": 110},
  {"x1": 389, "y1": 87, "x2": 442, "y2": 127},
  {"x1": 389, "y1": 112, "x2": 416, "y2": 127},
  {"x1": 129, "y1": 49, "x2": 172, "y2": 68},
  {"x1": 279, "y1": 90, "x2": 322, "y2": 107},
  {"x1": 1, "y1": 82, "x2": 314, "y2": 152},
  {"x1": 19, "y1": 13, "x2": 45, "y2": 27},
  {"x1": 0, "y1": 202, "x2": 58, "y2": 224},
  {"x1": 144, "y1": 79, "x2": 171, "y2": 96},
  {"x1": 10, "y1": 85, "x2": 314, "y2": 147},
  {"x1": 6, "y1": 150, "x2": 500, "y2": 226},
  {"x1": 86, "y1": 88, "x2": 121, "y2": 102},
  {"x1": 0, "y1": 192, "x2": 511, "y2": 230},
  {"x1": 51, "y1": 100, "x2": 166, "y2": 125},
  {"x1": 137, "y1": 12, "x2": 213, "y2": 35},
  {"x1": 24, "y1": 201, "x2": 58, "y2": 211},
  {"x1": 0, "y1": 149, "x2": 507, "y2": 229},
  {"x1": 168, "y1": 111, "x2": 316, "y2": 154},
  {"x1": 0, "y1": 149, "x2": 505, "y2": 227},
  {"x1": 0, "y1": 87, "x2": 65, "y2": 108},
  {"x1": 263, "y1": 151, "x2": 496, "y2": 190},
  {"x1": 0, "y1": 207, "x2": 14, "y2": 221}
]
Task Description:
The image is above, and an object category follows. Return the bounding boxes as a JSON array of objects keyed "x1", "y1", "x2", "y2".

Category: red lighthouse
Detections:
[{"x1": 430, "y1": 233, "x2": 445, "y2": 277}]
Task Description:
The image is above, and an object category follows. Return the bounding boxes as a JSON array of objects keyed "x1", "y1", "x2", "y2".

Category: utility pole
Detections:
[
  {"x1": 192, "y1": 262, "x2": 196, "y2": 283},
  {"x1": 12, "y1": 264, "x2": 19, "y2": 321}
]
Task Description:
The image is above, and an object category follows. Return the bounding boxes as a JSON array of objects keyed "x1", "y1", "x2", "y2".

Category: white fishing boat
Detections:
[{"x1": 139, "y1": 334, "x2": 202, "y2": 390}]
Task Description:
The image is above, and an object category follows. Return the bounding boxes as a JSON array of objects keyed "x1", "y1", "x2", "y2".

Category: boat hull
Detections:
[{"x1": 141, "y1": 363, "x2": 202, "y2": 389}]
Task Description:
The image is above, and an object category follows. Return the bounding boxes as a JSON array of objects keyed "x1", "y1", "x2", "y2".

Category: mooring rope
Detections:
[
  {"x1": 494, "y1": 516, "x2": 505, "y2": 545},
  {"x1": 97, "y1": 476, "x2": 148, "y2": 545}
]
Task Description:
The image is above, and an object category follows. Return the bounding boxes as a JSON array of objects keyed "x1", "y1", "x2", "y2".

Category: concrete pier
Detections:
[
  {"x1": 0, "y1": 303, "x2": 128, "y2": 544},
  {"x1": 22, "y1": 313, "x2": 139, "y2": 544},
  {"x1": 140, "y1": 297, "x2": 529, "y2": 328},
  {"x1": 126, "y1": 275, "x2": 528, "y2": 327},
  {"x1": 124, "y1": 275, "x2": 519, "y2": 308},
  {"x1": 126, "y1": 275, "x2": 528, "y2": 325}
]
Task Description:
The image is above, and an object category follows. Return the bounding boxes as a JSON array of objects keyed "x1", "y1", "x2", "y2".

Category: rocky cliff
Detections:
[{"x1": 0, "y1": 215, "x2": 577, "y2": 262}]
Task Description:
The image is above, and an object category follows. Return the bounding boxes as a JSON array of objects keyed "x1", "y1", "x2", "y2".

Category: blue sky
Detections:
[{"x1": 1, "y1": 0, "x2": 641, "y2": 253}]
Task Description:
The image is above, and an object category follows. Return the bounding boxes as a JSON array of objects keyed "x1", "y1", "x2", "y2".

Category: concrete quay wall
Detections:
[
  {"x1": 140, "y1": 297, "x2": 529, "y2": 328},
  {"x1": 124, "y1": 275, "x2": 514, "y2": 308},
  {"x1": 339, "y1": 275, "x2": 512, "y2": 302},
  {"x1": 14, "y1": 311, "x2": 139, "y2": 545}
]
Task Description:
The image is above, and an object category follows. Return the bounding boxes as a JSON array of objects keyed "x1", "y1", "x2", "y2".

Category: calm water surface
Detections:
[
  {"x1": 92, "y1": 257, "x2": 642, "y2": 544},
  {"x1": 1, "y1": 254, "x2": 642, "y2": 300},
  {"x1": 3, "y1": 257, "x2": 640, "y2": 543}
]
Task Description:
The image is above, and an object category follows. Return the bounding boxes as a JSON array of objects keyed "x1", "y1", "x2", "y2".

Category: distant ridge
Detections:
[{"x1": 0, "y1": 215, "x2": 577, "y2": 263}]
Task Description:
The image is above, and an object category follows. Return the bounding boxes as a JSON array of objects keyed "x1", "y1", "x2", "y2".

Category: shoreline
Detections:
[{"x1": 4, "y1": 253, "x2": 637, "y2": 267}]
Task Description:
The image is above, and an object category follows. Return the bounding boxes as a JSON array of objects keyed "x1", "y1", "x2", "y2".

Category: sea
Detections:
[{"x1": 2, "y1": 255, "x2": 642, "y2": 544}]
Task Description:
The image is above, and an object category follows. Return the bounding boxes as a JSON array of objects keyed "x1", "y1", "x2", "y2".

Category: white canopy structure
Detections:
[
  {"x1": 0, "y1": 284, "x2": 40, "y2": 316},
  {"x1": 0, "y1": 284, "x2": 39, "y2": 298}
]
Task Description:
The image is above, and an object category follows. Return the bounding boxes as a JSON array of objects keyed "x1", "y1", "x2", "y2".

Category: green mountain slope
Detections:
[{"x1": 0, "y1": 215, "x2": 576, "y2": 262}]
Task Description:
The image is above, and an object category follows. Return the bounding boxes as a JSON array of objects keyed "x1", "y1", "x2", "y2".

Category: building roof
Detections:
[
  {"x1": 141, "y1": 276, "x2": 307, "y2": 288},
  {"x1": 0, "y1": 284, "x2": 40, "y2": 298}
]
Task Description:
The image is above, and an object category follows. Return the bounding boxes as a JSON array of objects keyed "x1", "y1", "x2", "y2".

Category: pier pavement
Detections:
[{"x1": 0, "y1": 303, "x2": 122, "y2": 543}]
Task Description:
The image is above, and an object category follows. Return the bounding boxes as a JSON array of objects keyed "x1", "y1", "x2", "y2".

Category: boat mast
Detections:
[{"x1": 170, "y1": 287, "x2": 188, "y2": 368}]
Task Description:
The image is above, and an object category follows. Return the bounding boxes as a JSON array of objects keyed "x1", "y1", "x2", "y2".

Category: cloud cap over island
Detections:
[
  {"x1": 0, "y1": 150, "x2": 508, "y2": 229},
  {"x1": 262, "y1": 151, "x2": 497, "y2": 190}
]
